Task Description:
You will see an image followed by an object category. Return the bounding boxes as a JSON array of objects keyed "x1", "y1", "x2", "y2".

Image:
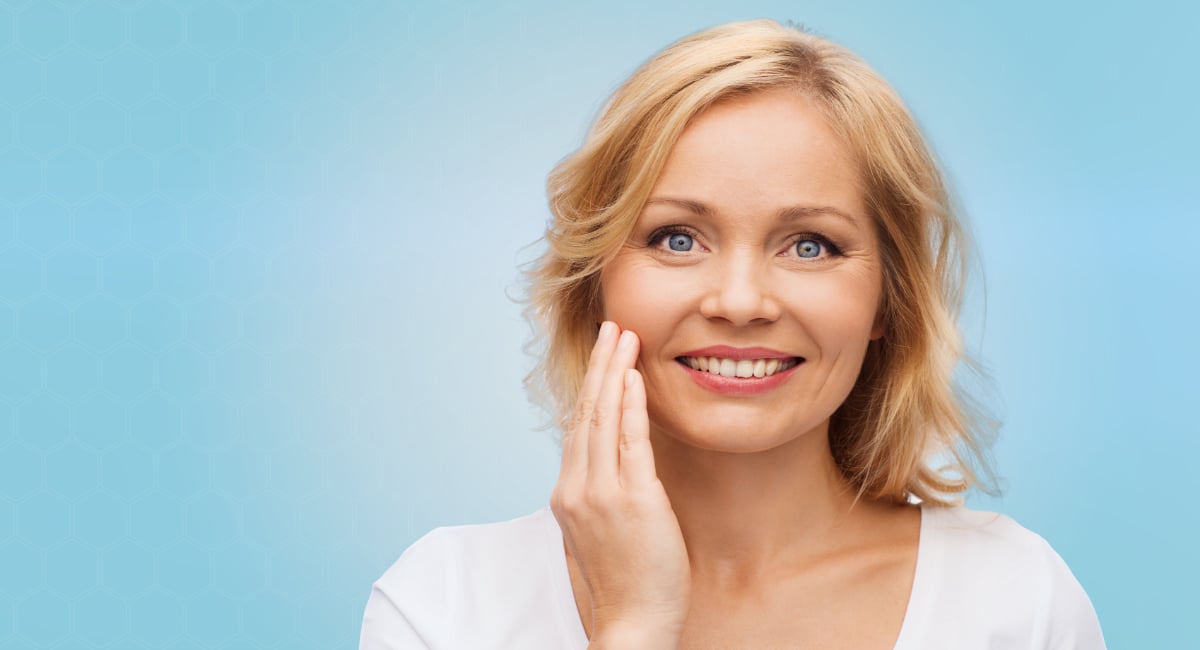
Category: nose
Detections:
[{"x1": 698, "y1": 251, "x2": 782, "y2": 326}]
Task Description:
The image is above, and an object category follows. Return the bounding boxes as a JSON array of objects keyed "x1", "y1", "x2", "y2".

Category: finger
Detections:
[
  {"x1": 588, "y1": 328, "x2": 640, "y2": 483},
  {"x1": 562, "y1": 321, "x2": 617, "y2": 478},
  {"x1": 618, "y1": 368, "x2": 657, "y2": 488}
]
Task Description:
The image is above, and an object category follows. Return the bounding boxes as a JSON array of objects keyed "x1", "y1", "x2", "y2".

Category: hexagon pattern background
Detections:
[{"x1": 0, "y1": 0, "x2": 1197, "y2": 647}]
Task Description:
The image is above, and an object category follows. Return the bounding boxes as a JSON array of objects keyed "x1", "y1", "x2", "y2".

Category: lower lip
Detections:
[{"x1": 678, "y1": 359, "x2": 803, "y2": 396}]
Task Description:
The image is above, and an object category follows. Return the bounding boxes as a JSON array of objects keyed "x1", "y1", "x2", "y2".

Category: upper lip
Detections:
[{"x1": 677, "y1": 345, "x2": 801, "y2": 361}]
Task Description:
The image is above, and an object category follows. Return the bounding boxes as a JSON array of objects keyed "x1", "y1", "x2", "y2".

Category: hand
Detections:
[{"x1": 550, "y1": 322, "x2": 691, "y2": 648}]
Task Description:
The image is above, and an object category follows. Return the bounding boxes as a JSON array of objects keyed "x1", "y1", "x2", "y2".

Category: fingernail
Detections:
[
  {"x1": 618, "y1": 330, "x2": 636, "y2": 349},
  {"x1": 598, "y1": 321, "x2": 614, "y2": 341}
]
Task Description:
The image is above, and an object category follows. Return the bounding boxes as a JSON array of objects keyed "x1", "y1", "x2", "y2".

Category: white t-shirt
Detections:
[{"x1": 359, "y1": 504, "x2": 1106, "y2": 649}]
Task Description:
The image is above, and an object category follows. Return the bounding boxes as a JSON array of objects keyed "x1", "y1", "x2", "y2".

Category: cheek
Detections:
[
  {"x1": 784, "y1": 270, "x2": 882, "y2": 344},
  {"x1": 600, "y1": 261, "x2": 695, "y2": 335}
]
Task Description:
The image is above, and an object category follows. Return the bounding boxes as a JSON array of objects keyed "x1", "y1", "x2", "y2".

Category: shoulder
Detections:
[
  {"x1": 380, "y1": 506, "x2": 554, "y2": 584},
  {"x1": 926, "y1": 503, "x2": 1050, "y2": 561},
  {"x1": 359, "y1": 507, "x2": 575, "y2": 649},
  {"x1": 915, "y1": 504, "x2": 1106, "y2": 649}
]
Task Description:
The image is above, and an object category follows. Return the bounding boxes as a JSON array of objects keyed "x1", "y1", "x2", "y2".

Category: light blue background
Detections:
[{"x1": 0, "y1": 0, "x2": 1194, "y2": 647}]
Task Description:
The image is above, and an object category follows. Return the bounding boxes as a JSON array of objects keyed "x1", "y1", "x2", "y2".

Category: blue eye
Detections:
[
  {"x1": 795, "y1": 239, "x2": 823, "y2": 258},
  {"x1": 667, "y1": 233, "x2": 694, "y2": 252}
]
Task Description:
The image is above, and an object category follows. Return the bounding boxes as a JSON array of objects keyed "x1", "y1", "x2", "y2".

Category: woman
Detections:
[{"x1": 361, "y1": 19, "x2": 1105, "y2": 649}]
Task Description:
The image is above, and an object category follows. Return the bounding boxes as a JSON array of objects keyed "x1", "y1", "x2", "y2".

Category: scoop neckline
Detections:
[
  {"x1": 543, "y1": 503, "x2": 937, "y2": 649},
  {"x1": 892, "y1": 502, "x2": 937, "y2": 649}
]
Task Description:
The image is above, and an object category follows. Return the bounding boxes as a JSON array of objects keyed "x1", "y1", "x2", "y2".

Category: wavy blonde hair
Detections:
[{"x1": 522, "y1": 19, "x2": 999, "y2": 505}]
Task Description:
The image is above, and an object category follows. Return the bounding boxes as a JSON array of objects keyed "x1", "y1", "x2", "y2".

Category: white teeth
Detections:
[{"x1": 682, "y1": 356, "x2": 798, "y2": 378}]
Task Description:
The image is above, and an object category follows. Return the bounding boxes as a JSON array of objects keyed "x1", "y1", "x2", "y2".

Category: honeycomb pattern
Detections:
[{"x1": 0, "y1": 1, "x2": 439, "y2": 646}]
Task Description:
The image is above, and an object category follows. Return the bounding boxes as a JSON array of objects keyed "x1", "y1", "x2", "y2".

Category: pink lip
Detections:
[
  {"x1": 678, "y1": 345, "x2": 797, "y2": 361},
  {"x1": 676, "y1": 358, "x2": 804, "y2": 396}
]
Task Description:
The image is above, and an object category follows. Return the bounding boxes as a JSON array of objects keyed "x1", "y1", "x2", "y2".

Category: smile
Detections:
[
  {"x1": 674, "y1": 355, "x2": 804, "y2": 396},
  {"x1": 676, "y1": 356, "x2": 801, "y2": 378}
]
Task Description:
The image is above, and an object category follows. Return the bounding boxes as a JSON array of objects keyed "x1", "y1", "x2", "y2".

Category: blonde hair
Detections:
[{"x1": 522, "y1": 19, "x2": 999, "y2": 505}]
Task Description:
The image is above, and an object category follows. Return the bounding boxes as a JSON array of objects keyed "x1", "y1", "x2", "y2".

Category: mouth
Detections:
[{"x1": 675, "y1": 355, "x2": 804, "y2": 378}]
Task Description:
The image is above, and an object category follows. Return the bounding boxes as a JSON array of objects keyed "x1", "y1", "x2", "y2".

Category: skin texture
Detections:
[{"x1": 551, "y1": 89, "x2": 921, "y2": 649}]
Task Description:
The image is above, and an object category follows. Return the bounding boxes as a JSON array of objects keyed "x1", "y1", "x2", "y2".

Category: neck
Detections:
[{"x1": 649, "y1": 419, "x2": 869, "y2": 588}]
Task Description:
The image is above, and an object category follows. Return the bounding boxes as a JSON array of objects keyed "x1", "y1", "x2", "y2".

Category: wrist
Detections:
[{"x1": 588, "y1": 623, "x2": 681, "y2": 650}]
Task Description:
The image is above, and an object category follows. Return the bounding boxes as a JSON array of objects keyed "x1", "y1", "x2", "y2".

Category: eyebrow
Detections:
[{"x1": 644, "y1": 196, "x2": 859, "y2": 227}]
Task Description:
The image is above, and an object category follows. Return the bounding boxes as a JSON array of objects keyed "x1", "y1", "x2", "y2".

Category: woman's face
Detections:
[{"x1": 599, "y1": 89, "x2": 884, "y2": 453}]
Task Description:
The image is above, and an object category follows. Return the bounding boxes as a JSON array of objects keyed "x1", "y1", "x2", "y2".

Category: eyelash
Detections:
[
  {"x1": 645, "y1": 225, "x2": 844, "y2": 259},
  {"x1": 645, "y1": 226, "x2": 695, "y2": 249}
]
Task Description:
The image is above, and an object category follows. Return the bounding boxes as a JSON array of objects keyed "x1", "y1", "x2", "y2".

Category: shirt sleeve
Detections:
[
  {"x1": 359, "y1": 528, "x2": 456, "y2": 650},
  {"x1": 1035, "y1": 538, "x2": 1107, "y2": 650}
]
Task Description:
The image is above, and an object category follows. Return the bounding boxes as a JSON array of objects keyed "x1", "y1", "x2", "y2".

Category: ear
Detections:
[{"x1": 869, "y1": 312, "x2": 886, "y2": 341}]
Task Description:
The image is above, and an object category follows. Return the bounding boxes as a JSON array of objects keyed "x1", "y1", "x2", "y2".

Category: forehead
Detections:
[{"x1": 648, "y1": 89, "x2": 866, "y2": 226}]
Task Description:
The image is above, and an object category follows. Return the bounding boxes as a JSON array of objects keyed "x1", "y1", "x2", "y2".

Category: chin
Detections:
[{"x1": 650, "y1": 407, "x2": 820, "y2": 455}]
